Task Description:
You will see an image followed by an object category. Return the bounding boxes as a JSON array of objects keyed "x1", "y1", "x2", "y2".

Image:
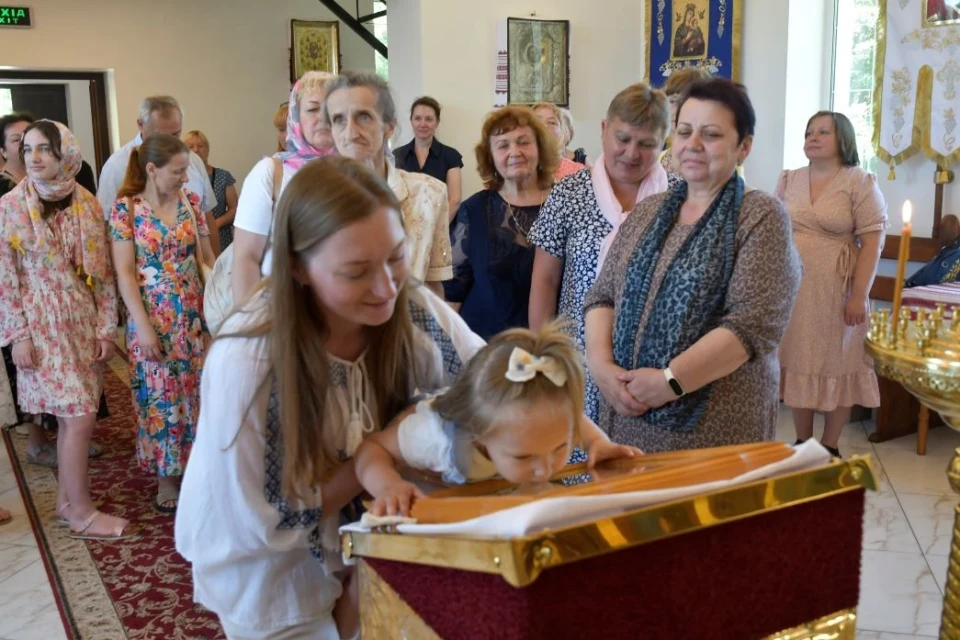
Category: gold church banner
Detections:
[{"x1": 873, "y1": 0, "x2": 960, "y2": 179}]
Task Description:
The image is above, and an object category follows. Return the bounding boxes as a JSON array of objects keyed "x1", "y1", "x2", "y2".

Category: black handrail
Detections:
[{"x1": 318, "y1": 0, "x2": 387, "y2": 57}]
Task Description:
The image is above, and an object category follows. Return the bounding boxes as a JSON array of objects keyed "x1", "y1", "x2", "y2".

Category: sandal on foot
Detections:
[
  {"x1": 25, "y1": 442, "x2": 57, "y2": 467},
  {"x1": 0, "y1": 507, "x2": 11, "y2": 526},
  {"x1": 56, "y1": 502, "x2": 71, "y2": 526},
  {"x1": 87, "y1": 441, "x2": 103, "y2": 458},
  {"x1": 155, "y1": 486, "x2": 179, "y2": 514},
  {"x1": 69, "y1": 511, "x2": 138, "y2": 541}
]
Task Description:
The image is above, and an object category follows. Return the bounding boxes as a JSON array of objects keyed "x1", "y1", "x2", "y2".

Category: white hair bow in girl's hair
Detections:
[{"x1": 504, "y1": 347, "x2": 568, "y2": 387}]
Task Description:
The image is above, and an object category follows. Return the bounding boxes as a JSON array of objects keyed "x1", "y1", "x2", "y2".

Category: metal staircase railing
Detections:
[{"x1": 317, "y1": 0, "x2": 387, "y2": 57}]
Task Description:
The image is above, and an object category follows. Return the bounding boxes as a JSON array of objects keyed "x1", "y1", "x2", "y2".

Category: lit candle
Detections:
[{"x1": 891, "y1": 200, "x2": 913, "y2": 333}]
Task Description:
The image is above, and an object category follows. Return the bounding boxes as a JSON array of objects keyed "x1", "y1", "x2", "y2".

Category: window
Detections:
[
  {"x1": 0, "y1": 88, "x2": 12, "y2": 117},
  {"x1": 372, "y1": 1, "x2": 388, "y2": 79},
  {"x1": 831, "y1": 0, "x2": 880, "y2": 169}
]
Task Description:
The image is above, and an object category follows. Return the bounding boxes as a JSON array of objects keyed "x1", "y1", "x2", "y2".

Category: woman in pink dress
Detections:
[
  {"x1": 777, "y1": 111, "x2": 887, "y2": 458},
  {"x1": 0, "y1": 120, "x2": 135, "y2": 539}
]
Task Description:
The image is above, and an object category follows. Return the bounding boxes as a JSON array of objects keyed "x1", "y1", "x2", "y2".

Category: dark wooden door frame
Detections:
[{"x1": 0, "y1": 70, "x2": 111, "y2": 176}]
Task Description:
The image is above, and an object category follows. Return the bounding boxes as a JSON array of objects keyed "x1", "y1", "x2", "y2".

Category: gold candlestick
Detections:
[
  {"x1": 891, "y1": 200, "x2": 913, "y2": 333},
  {"x1": 866, "y1": 307, "x2": 960, "y2": 639}
]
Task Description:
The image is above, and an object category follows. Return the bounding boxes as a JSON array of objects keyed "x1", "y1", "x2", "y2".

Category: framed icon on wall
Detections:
[
  {"x1": 290, "y1": 20, "x2": 341, "y2": 82},
  {"x1": 506, "y1": 17, "x2": 570, "y2": 107}
]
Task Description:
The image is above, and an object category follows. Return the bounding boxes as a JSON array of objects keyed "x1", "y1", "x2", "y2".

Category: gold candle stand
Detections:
[{"x1": 866, "y1": 304, "x2": 960, "y2": 638}]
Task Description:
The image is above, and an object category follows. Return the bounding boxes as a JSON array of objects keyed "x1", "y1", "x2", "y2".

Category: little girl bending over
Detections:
[{"x1": 356, "y1": 322, "x2": 641, "y2": 516}]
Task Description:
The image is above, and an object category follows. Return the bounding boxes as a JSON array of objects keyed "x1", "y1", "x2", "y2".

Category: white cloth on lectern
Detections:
[{"x1": 340, "y1": 440, "x2": 833, "y2": 539}]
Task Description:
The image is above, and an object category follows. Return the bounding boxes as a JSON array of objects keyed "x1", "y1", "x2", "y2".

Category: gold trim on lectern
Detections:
[
  {"x1": 763, "y1": 608, "x2": 857, "y2": 640},
  {"x1": 342, "y1": 457, "x2": 876, "y2": 587}
]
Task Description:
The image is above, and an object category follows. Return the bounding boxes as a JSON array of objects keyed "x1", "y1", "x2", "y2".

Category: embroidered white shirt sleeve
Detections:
[
  {"x1": 388, "y1": 165, "x2": 453, "y2": 283},
  {"x1": 406, "y1": 286, "x2": 486, "y2": 393},
  {"x1": 174, "y1": 296, "x2": 341, "y2": 631}
]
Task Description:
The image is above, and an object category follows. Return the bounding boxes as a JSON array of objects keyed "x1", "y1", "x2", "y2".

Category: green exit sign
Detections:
[{"x1": 0, "y1": 6, "x2": 31, "y2": 27}]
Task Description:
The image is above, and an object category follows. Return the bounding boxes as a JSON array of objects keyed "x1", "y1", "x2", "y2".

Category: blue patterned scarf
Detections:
[{"x1": 612, "y1": 174, "x2": 743, "y2": 432}]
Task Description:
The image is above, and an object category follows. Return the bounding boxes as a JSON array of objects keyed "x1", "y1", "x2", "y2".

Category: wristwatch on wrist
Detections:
[{"x1": 664, "y1": 367, "x2": 685, "y2": 398}]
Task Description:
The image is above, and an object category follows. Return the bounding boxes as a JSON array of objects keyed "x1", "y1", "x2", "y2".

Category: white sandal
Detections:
[{"x1": 68, "y1": 511, "x2": 139, "y2": 541}]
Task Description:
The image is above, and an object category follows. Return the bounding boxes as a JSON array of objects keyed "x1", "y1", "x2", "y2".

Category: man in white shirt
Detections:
[{"x1": 97, "y1": 95, "x2": 216, "y2": 219}]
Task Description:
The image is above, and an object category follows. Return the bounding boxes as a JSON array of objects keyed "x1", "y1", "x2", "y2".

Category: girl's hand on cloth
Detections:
[{"x1": 369, "y1": 480, "x2": 425, "y2": 518}]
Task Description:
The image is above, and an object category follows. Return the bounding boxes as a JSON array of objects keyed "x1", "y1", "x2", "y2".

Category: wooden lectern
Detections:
[{"x1": 342, "y1": 443, "x2": 876, "y2": 639}]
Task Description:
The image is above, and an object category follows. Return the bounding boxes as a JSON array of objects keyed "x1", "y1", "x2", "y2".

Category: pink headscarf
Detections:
[
  {"x1": 276, "y1": 74, "x2": 338, "y2": 170},
  {"x1": 593, "y1": 153, "x2": 670, "y2": 273},
  {"x1": 2, "y1": 120, "x2": 108, "y2": 285}
]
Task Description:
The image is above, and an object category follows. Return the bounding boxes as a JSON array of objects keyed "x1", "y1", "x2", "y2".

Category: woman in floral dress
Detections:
[
  {"x1": 109, "y1": 134, "x2": 213, "y2": 513},
  {"x1": 0, "y1": 120, "x2": 134, "y2": 539}
]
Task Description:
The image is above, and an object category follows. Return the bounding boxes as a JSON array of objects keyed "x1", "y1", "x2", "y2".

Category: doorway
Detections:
[
  {"x1": 0, "y1": 70, "x2": 111, "y2": 176},
  {"x1": 0, "y1": 84, "x2": 69, "y2": 124}
]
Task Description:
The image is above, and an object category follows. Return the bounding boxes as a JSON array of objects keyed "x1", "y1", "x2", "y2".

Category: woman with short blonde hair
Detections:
[
  {"x1": 184, "y1": 130, "x2": 238, "y2": 253},
  {"x1": 528, "y1": 82, "x2": 671, "y2": 422}
]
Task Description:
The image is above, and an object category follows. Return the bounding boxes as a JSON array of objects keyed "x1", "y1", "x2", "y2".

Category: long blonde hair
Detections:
[
  {"x1": 432, "y1": 321, "x2": 585, "y2": 443},
  {"x1": 225, "y1": 156, "x2": 417, "y2": 496}
]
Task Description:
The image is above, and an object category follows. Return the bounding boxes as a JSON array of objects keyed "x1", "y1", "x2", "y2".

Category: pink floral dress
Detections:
[
  {"x1": 0, "y1": 191, "x2": 118, "y2": 417},
  {"x1": 109, "y1": 190, "x2": 209, "y2": 477},
  {"x1": 777, "y1": 166, "x2": 888, "y2": 411}
]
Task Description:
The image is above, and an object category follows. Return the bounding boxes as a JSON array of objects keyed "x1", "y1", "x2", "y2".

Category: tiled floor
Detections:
[
  {"x1": 0, "y1": 433, "x2": 66, "y2": 640},
  {"x1": 0, "y1": 410, "x2": 957, "y2": 639}
]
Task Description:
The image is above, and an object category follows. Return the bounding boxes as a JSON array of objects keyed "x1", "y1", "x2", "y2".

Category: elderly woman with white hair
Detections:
[
  {"x1": 231, "y1": 71, "x2": 338, "y2": 302},
  {"x1": 559, "y1": 107, "x2": 590, "y2": 167},
  {"x1": 528, "y1": 83, "x2": 671, "y2": 422},
  {"x1": 533, "y1": 102, "x2": 586, "y2": 182},
  {"x1": 323, "y1": 71, "x2": 453, "y2": 296}
]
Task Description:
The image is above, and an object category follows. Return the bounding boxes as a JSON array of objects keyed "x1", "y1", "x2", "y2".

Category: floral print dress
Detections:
[
  {"x1": 109, "y1": 190, "x2": 209, "y2": 477},
  {"x1": 0, "y1": 202, "x2": 118, "y2": 417},
  {"x1": 527, "y1": 170, "x2": 611, "y2": 422}
]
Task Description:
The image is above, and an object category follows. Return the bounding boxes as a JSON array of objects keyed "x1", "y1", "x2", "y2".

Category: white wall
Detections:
[
  {"x1": 739, "y1": 0, "x2": 791, "y2": 195},
  {"x1": 781, "y1": 0, "x2": 828, "y2": 173},
  {"x1": 390, "y1": 0, "x2": 645, "y2": 196},
  {"x1": 388, "y1": 0, "x2": 424, "y2": 147},
  {"x1": 64, "y1": 80, "x2": 96, "y2": 170},
  {"x1": 389, "y1": 0, "x2": 804, "y2": 198},
  {"x1": 0, "y1": 0, "x2": 377, "y2": 189}
]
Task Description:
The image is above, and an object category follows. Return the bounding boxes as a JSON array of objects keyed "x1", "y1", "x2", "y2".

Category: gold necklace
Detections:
[{"x1": 504, "y1": 189, "x2": 545, "y2": 238}]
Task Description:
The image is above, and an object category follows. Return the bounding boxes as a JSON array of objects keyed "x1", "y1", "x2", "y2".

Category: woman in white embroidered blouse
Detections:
[
  {"x1": 174, "y1": 157, "x2": 483, "y2": 639},
  {"x1": 324, "y1": 71, "x2": 453, "y2": 298}
]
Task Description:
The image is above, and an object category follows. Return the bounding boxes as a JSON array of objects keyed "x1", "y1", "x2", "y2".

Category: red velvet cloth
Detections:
[{"x1": 368, "y1": 489, "x2": 864, "y2": 639}]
